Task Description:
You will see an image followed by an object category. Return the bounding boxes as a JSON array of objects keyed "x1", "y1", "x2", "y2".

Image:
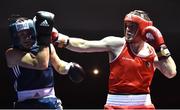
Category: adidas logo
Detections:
[{"x1": 40, "y1": 20, "x2": 49, "y2": 27}]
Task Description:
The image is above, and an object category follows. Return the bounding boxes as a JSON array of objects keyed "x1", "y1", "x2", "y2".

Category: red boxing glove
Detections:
[
  {"x1": 51, "y1": 31, "x2": 59, "y2": 46},
  {"x1": 51, "y1": 28, "x2": 69, "y2": 48},
  {"x1": 142, "y1": 26, "x2": 165, "y2": 49},
  {"x1": 142, "y1": 26, "x2": 170, "y2": 59}
]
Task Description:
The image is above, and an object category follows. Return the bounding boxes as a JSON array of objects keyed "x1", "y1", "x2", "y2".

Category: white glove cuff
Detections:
[
  {"x1": 57, "y1": 33, "x2": 70, "y2": 48},
  {"x1": 63, "y1": 62, "x2": 73, "y2": 74}
]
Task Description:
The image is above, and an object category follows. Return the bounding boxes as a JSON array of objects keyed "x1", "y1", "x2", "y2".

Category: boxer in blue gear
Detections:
[{"x1": 6, "y1": 11, "x2": 85, "y2": 109}]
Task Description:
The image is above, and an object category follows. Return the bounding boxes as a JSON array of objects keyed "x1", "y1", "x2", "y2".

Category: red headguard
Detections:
[{"x1": 124, "y1": 13, "x2": 153, "y2": 40}]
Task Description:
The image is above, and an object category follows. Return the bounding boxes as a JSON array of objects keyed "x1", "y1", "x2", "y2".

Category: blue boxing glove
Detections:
[
  {"x1": 34, "y1": 11, "x2": 55, "y2": 46},
  {"x1": 66, "y1": 62, "x2": 85, "y2": 83}
]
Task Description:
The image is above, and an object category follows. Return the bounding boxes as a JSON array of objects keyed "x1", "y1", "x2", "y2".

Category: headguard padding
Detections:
[
  {"x1": 124, "y1": 14, "x2": 153, "y2": 40},
  {"x1": 9, "y1": 19, "x2": 36, "y2": 49}
]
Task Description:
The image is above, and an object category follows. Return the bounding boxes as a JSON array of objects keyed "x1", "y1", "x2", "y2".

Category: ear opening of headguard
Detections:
[{"x1": 9, "y1": 19, "x2": 37, "y2": 49}]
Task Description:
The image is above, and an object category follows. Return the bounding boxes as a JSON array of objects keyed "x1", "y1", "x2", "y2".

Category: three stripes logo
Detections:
[{"x1": 40, "y1": 20, "x2": 49, "y2": 27}]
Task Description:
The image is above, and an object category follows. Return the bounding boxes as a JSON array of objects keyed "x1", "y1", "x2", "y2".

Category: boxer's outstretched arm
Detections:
[
  {"x1": 66, "y1": 36, "x2": 125, "y2": 53},
  {"x1": 51, "y1": 30, "x2": 125, "y2": 53}
]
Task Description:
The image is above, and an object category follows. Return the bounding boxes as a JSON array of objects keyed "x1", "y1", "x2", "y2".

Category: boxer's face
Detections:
[
  {"x1": 17, "y1": 29, "x2": 35, "y2": 49},
  {"x1": 125, "y1": 21, "x2": 138, "y2": 42}
]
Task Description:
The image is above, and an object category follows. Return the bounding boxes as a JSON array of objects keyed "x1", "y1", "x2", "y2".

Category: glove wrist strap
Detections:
[
  {"x1": 57, "y1": 38, "x2": 69, "y2": 48},
  {"x1": 156, "y1": 44, "x2": 171, "y2": 60}
]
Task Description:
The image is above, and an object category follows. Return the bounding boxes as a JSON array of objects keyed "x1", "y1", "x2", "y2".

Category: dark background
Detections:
[{"x1": 0, "y1": 0, "x2": 180, "y2": 109}]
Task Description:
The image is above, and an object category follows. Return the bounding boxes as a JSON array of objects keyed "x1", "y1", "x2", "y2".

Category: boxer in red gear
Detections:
[{"x1": 52, "y1": 10, "x2": 177, "y2": 109}]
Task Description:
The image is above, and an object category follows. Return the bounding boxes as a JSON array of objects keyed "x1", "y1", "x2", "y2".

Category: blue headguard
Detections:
[{"x1": 9, "y1": 19, "x2": 37, "y2": 50}]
